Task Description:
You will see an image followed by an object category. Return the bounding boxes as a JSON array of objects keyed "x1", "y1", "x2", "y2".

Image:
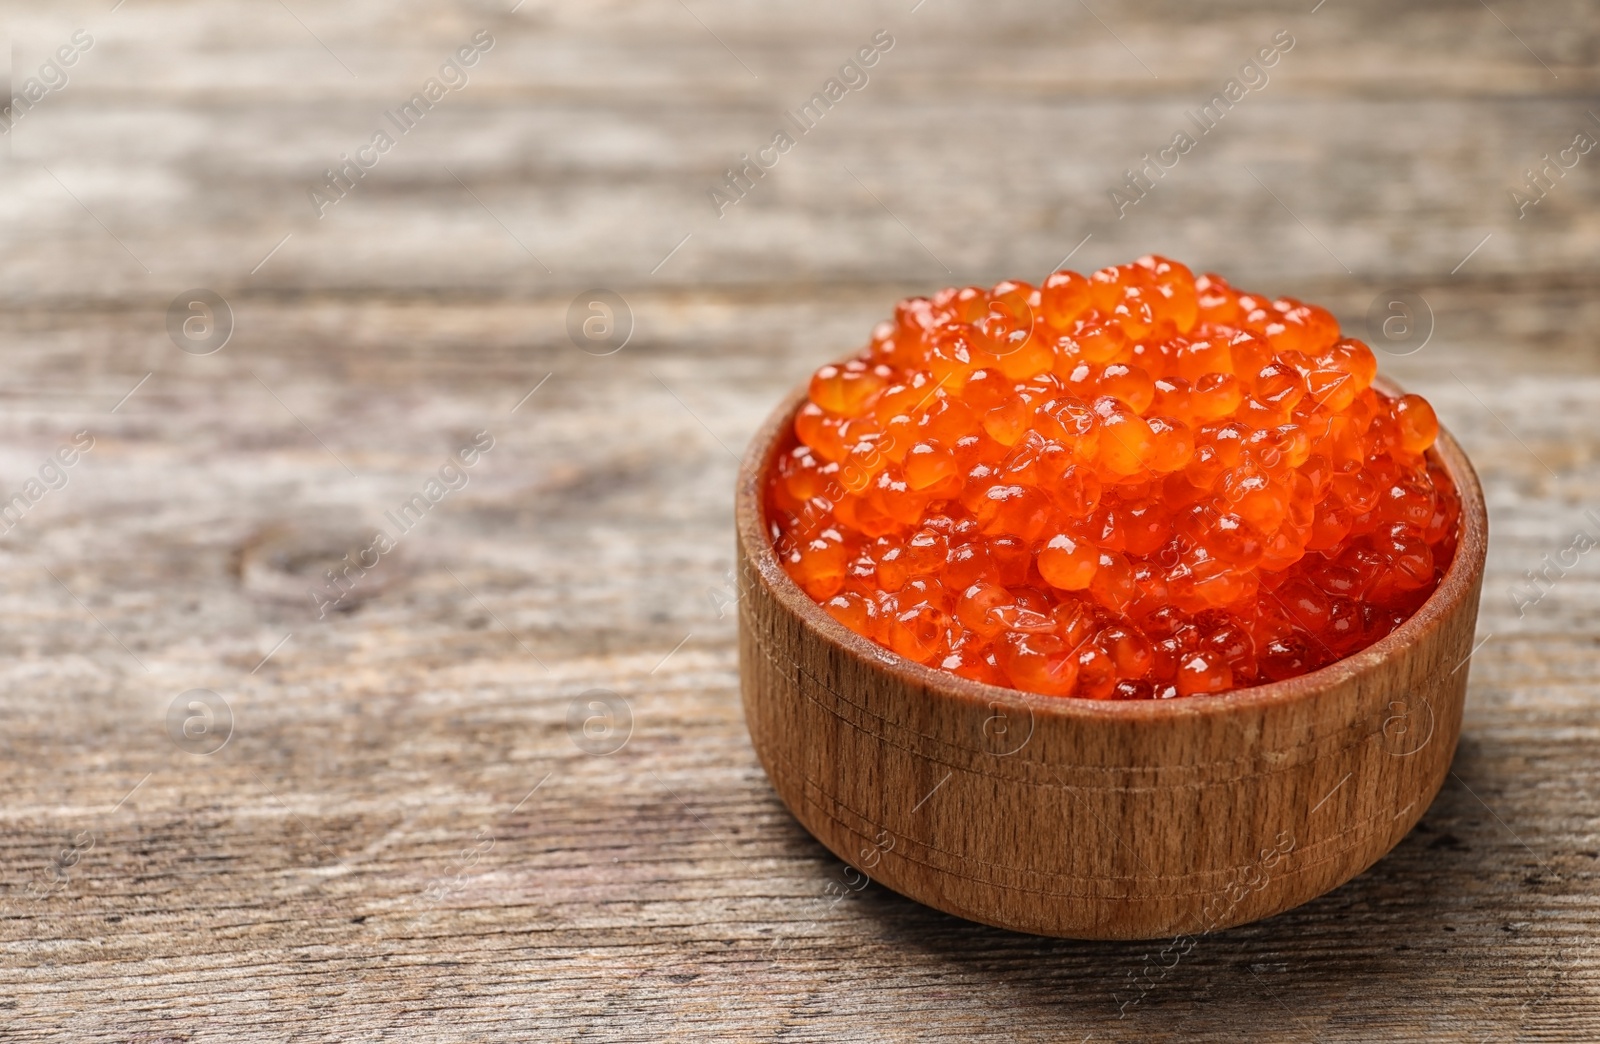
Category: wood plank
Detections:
[{"x1": 2, "y1": 0, "x2": 1599, "y2": 1039}]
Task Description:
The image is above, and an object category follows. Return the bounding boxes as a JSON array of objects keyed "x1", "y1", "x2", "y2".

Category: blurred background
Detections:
[{"x1": 0, "y1": 0, "x2": 1596, "y2": 1040}]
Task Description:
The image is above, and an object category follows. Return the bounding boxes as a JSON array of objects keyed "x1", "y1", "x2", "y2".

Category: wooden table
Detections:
[{"x1": 1, "y1": 1, "x2": 1596, "y2": 1040}]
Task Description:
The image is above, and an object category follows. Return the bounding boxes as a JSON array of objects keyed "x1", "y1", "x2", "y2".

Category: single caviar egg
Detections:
[{"x1": 765, "y1": 257, "x2": 1460, "y2": 699}]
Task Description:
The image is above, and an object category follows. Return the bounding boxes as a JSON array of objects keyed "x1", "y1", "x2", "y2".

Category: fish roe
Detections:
[{"x1": 765, "y1": 256, "x2": 1461, "y2": 699}]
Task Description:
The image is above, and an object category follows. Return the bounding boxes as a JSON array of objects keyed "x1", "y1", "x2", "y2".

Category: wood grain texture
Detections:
[
  {"x1": 0, "y1": 0, "x2": 1597, "y2": 1040},
  {"x1": 737, "y1": 385, "x2": 1488, "y2": 940}
]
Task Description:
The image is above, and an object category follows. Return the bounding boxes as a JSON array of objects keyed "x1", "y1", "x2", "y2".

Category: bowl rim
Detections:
[{"x1": 736, "y1": 376, "x2": 1490, "y2": 723}]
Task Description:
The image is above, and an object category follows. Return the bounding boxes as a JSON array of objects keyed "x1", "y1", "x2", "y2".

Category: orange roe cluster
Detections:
[{"x1": 765, "y1": 256, "x2": 1461, "y2": 699}]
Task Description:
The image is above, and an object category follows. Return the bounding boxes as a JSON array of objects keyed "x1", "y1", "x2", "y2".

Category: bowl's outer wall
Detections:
[{"x1": 737, "y1": 388, "x2": 1488, "y2": 941}]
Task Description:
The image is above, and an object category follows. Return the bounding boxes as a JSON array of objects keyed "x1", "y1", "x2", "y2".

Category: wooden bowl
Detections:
[{"x1": 736, "y1": 381, "x2": 1488, "y2": 940}]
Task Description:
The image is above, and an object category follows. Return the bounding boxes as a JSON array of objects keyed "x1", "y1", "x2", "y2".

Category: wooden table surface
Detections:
[{"x1": 1, "y1": 0, "x2": 1597, "y2": 1040}]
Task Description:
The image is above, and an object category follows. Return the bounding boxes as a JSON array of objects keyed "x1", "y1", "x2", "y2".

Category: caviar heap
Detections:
[{"x1": 765, "y1": 257, "x2": 1461, "y2": 699}]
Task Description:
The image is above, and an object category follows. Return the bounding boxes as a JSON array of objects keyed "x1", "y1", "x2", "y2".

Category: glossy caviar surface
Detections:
[{"x1": 764, "y1": 256, "x2": 1461, "y2": 699}]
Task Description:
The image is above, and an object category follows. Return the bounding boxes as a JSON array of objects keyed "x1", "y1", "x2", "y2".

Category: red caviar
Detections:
[{"x1": 765, "y1": 256, "x2": 1461, "y2": 699}]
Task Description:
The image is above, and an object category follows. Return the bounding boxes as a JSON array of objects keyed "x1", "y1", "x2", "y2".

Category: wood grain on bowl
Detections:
[{"x1": 737, "y1": 382, "x2": 1488, "y2": 941}]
